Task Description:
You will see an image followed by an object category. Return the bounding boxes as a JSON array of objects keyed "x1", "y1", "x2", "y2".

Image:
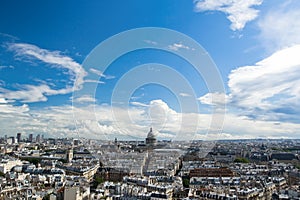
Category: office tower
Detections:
[{"x1": 17, "y1": 133, "x2": 21, "y2": 143}]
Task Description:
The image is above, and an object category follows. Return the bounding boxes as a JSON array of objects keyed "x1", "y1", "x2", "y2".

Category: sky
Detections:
[{"x1": 0, "y1": 0, "x2": 300, "y2": 140}]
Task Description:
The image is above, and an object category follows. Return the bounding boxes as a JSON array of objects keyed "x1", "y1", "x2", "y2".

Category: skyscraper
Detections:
[
  {"x1": 17, "y1": 133, "x2": 21, "y2": 143},
  {"x1": 36, "y1": 134, "x2": 41, "y2": 143},
  {"x1": 28, "y1": 134, "x2": 33, "y2": 143}
]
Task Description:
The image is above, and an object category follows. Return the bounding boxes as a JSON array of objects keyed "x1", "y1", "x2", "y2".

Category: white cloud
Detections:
[
  {"x1": 179, "y1": 92, "x2": 191, "y2": 97},
  {"x1": 89, "y1": 68, "x2": 105, "y2": 77},
  {"x1": 89, "y1": 68, "x2": 115, "y2": 80},
  {"x1": 1, "y1": 98, "x2": 299, "y2": 140},
  {"x1": 194, "y1": 0, "x2": 263, "y2": 31},
  {"x1": 227, "y1": 44, "x2": 300, "y2": 121},
  {"x1": 0, "y1": 65, "x2": 14, "y2": 70},
  {"x1": 198, "y1": 92, "x2": 229, "y2": 105},
  {"x1": 168, "y1": 43, "x2": 192, "y2": 51},
  {"x1": 258, "y1": 2, "x2": 300, "y2": 51},
  {"x1": 144, "y1": 40, "x2": 158, "y2": 45},
  {"x1": 72, "y1": 95, "x2": 96, "y2": 103},
  {"x1": 1, "y1": 43, "x2": 88, "y2": 102},
  {"x1": 0, "y1": 98, "x2": 29, "y2": 114},
  {"x1": 221, "y1": 113, "x2": 300, "y2": 139},
  {"x1": 8, "y1": 43, "x2": 87, "y2": 89},
  {"x1": 0, "y1": 98, "x2": 7, "y2": 104},
  {"x1": 147, "y1": 99, "x2": 181, "y2": 130},
  {"x1": 0, "y1": 104, "x2": 29, "y2": 115},
  {"x1": 0, "y1": 83, "x2": 77, "y2": 103},
  {"x1": 0, "y1": 90, "x2": 298, "y2": 140},
  {"x1": 84, "y1": 79, "x2": 105, "y2": 84},
  {"x1": 130, "y1": 101, "x2": 148, "y2": 107},
  {"x1": 104, "y1": 75, "x2": 115, "y2": 80}
]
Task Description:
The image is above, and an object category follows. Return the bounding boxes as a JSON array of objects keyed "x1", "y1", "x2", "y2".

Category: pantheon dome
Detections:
[{"x1": 145, "y1": 127, "x2": 156, "y2": 146}]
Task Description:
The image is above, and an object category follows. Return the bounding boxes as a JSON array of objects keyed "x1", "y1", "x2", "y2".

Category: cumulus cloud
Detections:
[
  {"x1": 1, "y1": 98, "x2": 300, "y2": 140},
  {"x1": 147, "y1": 99, "x2": 181, "y2": 131},
  {"x1": 194, "y1": 0, "x2": 263, "y2": 31},
  {"x1": 0, "y1": 99, "x2": 194, "y2": 140},
  {"x1": 227, "y1": 44, "x2": 300, "y2": 122},
  {"x1": 0, "y1": 98, "x2": 32, "y2": 136}
]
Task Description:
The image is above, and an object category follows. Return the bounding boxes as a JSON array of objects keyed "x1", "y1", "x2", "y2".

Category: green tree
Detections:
[
  {"x1": 234, "y1": 157, "x2": 249, "y2": 163},
  {"x1": 182, "y1": 178, "x2": 190, "y2": 188}
]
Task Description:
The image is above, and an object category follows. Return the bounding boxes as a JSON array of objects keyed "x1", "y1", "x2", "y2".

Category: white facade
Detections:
[{"x1": 0, "y1": 159, "x2": 22, "y2": 173}]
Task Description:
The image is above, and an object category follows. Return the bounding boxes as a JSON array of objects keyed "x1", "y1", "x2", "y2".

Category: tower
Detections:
[
  {"x1": 28, "y1": 134, "x2": 33, "y2": 143},
  {"x1": 66, "y1": 148, "x2": 73, "y2": 163},
  {"x1": 36, "y1": 134, "x2": 41, "y2": 143},
  {"x1": 17, "y1": 133, "x2": 21, "y2": 143}
]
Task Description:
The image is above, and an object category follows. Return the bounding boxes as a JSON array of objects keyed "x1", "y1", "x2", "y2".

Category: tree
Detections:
[
  {"x1": 182, "y1": 178, "x2": 190, "y2": 188},
  {"x1": 234, "y1": 157, "x2": 249, "y2": 163}
]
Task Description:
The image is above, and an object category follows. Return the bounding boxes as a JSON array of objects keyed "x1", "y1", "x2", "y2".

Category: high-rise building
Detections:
[
  {"x1": 28, "y1": 134, "x2": 33, "y2": 143},
  {"x1": 17, "y1": 133, "x2": 21, "y2": 143},
  {"x1": 36, "y1": 134, "x2": 41, "y2": 143}
]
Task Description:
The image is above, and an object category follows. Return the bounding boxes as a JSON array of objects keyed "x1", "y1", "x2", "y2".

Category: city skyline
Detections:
[{"x1": 0, "y1": 1, "x2": 300, "y2": 140}]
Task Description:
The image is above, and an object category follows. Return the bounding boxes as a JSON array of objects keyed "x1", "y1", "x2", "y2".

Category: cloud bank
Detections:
[{"x1": 1, "y1": 97, "x2": 299, "y2": 140}]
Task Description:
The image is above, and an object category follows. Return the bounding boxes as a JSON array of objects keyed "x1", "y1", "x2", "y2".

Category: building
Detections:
[
  {"x1": 0, "y1": 158, "x2": 23, "y2": 173},
  {"x1": 16, "y1": 133, "x2": 21, "y2": 143},
  {"x1": 28, "y1": 134, "x2": 33, "y2": 143},
  {"x1": 66, "y1": 148, "x2": 73, "y2": 163},
  {"x1": 73, "y1": 139, "x2": 79, "y2": 146},
  {"x1": 7, "y1": 137, "x2": 15, "y2": 144},
  {"x1": 64, "y1": 186, "x2": 90, "y2": 200},
  {"x1": 189, "y1": 167, "x2": 235, "y2": 178},
  {"x1": 146, "y1": 128, "x2": 156, "y2": 147},
  {"x1": 36, "y1": 134, "x2": 41, "y2": 143}
]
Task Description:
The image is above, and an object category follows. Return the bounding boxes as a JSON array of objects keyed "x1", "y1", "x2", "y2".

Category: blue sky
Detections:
[{"x1": 1, "y1": 0, "x2": 300, "y2": 140}]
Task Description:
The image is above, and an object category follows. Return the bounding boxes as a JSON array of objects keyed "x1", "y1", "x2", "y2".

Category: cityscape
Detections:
[
  {"x1": 0, "y1": 130, "x2": 300, "y2": 199},
  {"x1": 1, "y1": 0, "x2": 300, "y2": 199}
]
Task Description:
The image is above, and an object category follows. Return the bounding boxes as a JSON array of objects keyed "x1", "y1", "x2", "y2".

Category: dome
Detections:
[{"x1": 146, "y1": 127, "x2": 156, "y2": 146}]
